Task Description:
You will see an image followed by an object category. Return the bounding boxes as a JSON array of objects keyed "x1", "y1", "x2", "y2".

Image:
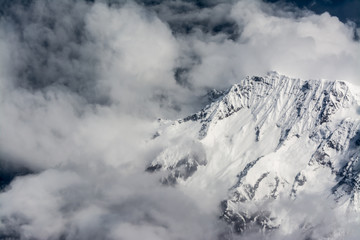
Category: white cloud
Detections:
[
  {"x1": 86, "y1": 3, "x2": 182, "y2": 113},
  {"x1": 184, "y1": 0, "x2": 360, "y2": 90},
  {"x1": 0, "y1": 0, "x2": 359, "y2": 239}
]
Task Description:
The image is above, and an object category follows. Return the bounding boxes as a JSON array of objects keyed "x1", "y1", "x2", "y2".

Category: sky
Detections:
[
  {"x1": 0, "y1": 0, "x2": 359, "y2": 239},
  {"x1": 268, "y1": 0, "x2": 360, "y2": 26}
]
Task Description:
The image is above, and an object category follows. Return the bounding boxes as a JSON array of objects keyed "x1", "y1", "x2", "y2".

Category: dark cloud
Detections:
[
  {"x1": 0, "y1": 156, "x2": 34, "y2": 191},
  {"x1": 0, "y1": 0, "x2": 105, "y2": 104},
  {"x1": 149, "y1": 1, "x2": 241, "y2": 40}
]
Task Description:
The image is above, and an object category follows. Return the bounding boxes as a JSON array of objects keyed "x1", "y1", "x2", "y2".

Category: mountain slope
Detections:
[{"x1": 147, "y1": 72, "x2": 360, "y2": 238}]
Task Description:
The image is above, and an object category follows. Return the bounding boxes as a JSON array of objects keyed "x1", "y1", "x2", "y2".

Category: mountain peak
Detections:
[
  {"x1": 179, "y1": 73, "x2": 357, "y2": 141},
  {"x1": 149, "y1": 73, "x2": 360, "y2": 236}
]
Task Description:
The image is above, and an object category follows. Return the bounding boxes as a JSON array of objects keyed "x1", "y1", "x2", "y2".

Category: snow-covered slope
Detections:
[{"x1": 147, "y1": 72, "x2": 360, "y2": 238}]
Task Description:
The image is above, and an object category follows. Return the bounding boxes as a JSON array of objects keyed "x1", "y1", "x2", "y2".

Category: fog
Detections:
[{"x1": 0, "y1": 0, "x2": 359, "y2": 239}]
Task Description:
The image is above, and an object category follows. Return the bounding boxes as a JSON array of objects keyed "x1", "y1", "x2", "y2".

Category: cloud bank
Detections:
[
  {"x1": 170, "y1": 0, "x2": 360, "y2": 90},
  {"x1": 0, "y1": 0, "x2": 359, "y2": 239}
]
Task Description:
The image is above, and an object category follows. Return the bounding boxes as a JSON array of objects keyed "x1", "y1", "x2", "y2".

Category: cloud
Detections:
[
  {"x1": 0, "y1": 167, "x2": 221, "y2": 239},
  {"x1": 0, "y1": 0, "x2": 359, "y2": 239},
  {"x1": 180, "y1": 0, "x2": 360, "y2": 91},
  {"x1": 0, "y1": 1, "x2": 220, "y2": 239},
  {"x1": 85, "y1": 2, "x2": 184, "y2": 116},
  {"x1": 0, "y1": 0, "x2": 189, "y2": 170}
]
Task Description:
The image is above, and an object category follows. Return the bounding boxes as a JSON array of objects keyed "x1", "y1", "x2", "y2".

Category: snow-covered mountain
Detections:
[{"x1": 147, "y1": 72, "x2": 360, "y2": 238}]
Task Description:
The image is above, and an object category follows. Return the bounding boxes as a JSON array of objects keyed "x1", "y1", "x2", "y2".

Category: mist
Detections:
[{"x1": 0, "y1": 0, "x2": 359, "y2": 239}]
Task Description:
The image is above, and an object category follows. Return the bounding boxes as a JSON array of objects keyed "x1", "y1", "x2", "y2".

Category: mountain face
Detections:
[{"x1": 147, "y1": 72, "x2": 360, "y2": 238}]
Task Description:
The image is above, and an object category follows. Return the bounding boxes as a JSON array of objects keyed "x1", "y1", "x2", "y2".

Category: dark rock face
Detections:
[
  {"x1": 145, "y1": 163, "x2": 162, "y2": 173},
  {"x1": 156, "y1": 156, "x2": 204, "y2": 186},
  {"x1": 220, "y1": 200, "x2": 278, "y2": 235},
  {"x1": 290, "y1": 172, "x2": 307, "y2": 198},
  {"x1": 146, "y1": 140, "x2": 207, "y2": 185},
  {"x1": 219, "y1": 156, "x2": 279, "y2": 235},
  {"x1": 333, "y1": 147, "x2": 360, "y2": 202}
]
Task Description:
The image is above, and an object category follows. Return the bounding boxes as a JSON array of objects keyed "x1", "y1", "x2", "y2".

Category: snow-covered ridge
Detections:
[
  {"x1": 148, "y1": 72, "x2": 360, "y2": 237},
  {"x1": 180, "y1": 72, "x2": 358, "y2": 141}
]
